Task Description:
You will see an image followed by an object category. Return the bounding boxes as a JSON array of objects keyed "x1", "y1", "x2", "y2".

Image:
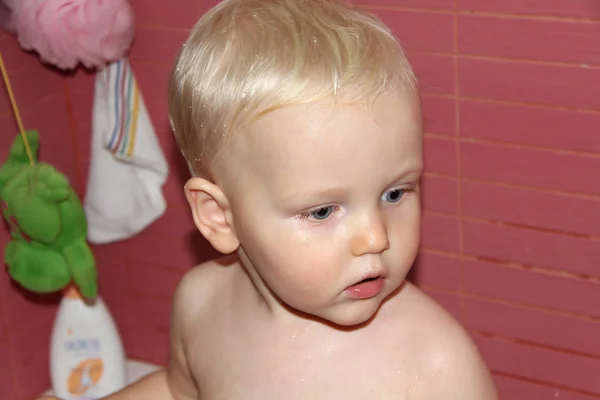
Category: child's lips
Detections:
[{"x1": 345, "y1": 277, "x2": 385, "y2": 299}]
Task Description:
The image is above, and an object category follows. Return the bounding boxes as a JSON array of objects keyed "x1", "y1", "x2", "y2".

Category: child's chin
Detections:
[
  {"x1": 331, "y1": 314, "x2": 377, "y2": 328},
  {"x1": 320, "y1": 301, "x2": 382, "y2": 328}
]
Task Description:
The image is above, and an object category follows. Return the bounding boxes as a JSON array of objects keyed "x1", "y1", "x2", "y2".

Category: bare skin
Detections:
[
  {"x1": 38, "y1": 93, "x2": 497, "y2": 400},
  {"x1": 161, "y1": 255, "x2": 497, "y2": 400}
]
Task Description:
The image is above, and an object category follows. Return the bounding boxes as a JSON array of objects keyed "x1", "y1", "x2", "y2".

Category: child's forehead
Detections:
[
  {"x1": 219, "y1": 92, "x2": 422, "y2": 182},
  {"x1": 248, "y1": 92, "x2": 421, "y2": 138}
]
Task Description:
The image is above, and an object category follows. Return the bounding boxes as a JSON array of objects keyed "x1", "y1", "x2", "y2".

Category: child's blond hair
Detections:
[{"x1": 168, "y1": 0, "x2": 417, "y2": 178}]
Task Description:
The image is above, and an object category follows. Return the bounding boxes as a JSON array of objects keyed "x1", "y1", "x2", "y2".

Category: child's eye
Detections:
[
  {"x1": 310, "y1": 206, "x2": 334, "y2": 220},
  {"x1": 381, "y1": 188, "x2": 405, "y2": 203},
  {"x1": 299, "y1": 206, "x2": 335, "y2": 221}
]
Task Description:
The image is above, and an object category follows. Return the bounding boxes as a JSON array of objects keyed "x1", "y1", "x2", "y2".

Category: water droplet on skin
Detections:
[
  {"x1": 241, "y1": 91, "x2": 248, "y2": 99},
  {"x1": 312, "y1": 37, "x2": 317, "y2": 43},
  {"x1": 555, "y1": 392, "x2": 561, "y2": 398}
]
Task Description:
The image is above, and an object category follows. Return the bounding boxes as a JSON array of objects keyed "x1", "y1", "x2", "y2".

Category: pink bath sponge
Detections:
[{"x1": 11, "y1": 0, "x2": 135, "y2": 70}]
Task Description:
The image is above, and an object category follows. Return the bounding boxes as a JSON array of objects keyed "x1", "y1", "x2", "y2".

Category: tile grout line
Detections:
[
  {"x1": 424, "y1": 286, "x2": 600, "y2": 325},
  {"x1": 491, "y1": 371, "x2": 600, "y2": 399},
  {"x1": 451, "y1": 0, "x2": 467, "y2": 325},
  {"x1": 420, "y1": 93, "x2": 600, "y2": 115},
  {"x1": 420, "y1": 246, "x2": 600, "y2": 283},
  {"x1": 357, "y1": 4, "x2": 600, "y2": 23}
]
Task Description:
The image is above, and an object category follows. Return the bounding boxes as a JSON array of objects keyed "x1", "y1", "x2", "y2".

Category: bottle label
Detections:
[{"x1": 63, "y1": 338, "x2": 105, "y2": 400}]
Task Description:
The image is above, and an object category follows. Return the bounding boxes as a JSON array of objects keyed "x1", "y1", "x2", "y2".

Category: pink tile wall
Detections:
[{"x1": 2, "y1": 0, "x2": 599, "y2": 399}]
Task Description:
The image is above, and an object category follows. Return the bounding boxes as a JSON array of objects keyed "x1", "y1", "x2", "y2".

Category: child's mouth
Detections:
[
  {"x1": 359, "y1": 277, "x2": 377, "y2": 283},
  {"x1": 345, "y1": 276, "x2": 384, "y2": 299}
]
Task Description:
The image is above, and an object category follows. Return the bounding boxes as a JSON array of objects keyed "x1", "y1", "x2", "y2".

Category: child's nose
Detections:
[{"x1": 350, "y1": 211, "x2": 390, "y2": 256}]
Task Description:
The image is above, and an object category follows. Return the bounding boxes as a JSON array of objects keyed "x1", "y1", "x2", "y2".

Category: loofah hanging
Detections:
[{"x1": 0, "y1": 0, "x2": 135, "y2": 70}]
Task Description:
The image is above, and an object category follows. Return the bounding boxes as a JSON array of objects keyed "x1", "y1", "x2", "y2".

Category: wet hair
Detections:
[{"x1": 169, "y1": 0, "x2": 417, "y2": 178}]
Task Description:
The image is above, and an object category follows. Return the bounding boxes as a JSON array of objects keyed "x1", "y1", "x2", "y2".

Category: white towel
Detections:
[{"x1": 84, "y1": 58, "x2": 168, "y2": 244}]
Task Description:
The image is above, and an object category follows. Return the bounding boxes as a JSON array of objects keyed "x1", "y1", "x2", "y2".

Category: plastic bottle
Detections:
[{"x1": 50, "y1": 285, "x2": 126, "y2": 400}]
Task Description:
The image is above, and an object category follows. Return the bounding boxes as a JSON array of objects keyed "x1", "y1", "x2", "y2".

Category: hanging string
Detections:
[{"x1": 0, "y1": 51, "x2": 34, "y2": 166}]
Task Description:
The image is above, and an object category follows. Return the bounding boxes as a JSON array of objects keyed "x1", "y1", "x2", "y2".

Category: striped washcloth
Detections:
[
  {"x1": 85, "y1": 58, "x2": 168, "y2": 244},
  {"x1": 97, "y1": 58, "x2": 165, "y2": 170},
  {"x1": 105, "y1": 58, "x2": 140, "y2": 158}
]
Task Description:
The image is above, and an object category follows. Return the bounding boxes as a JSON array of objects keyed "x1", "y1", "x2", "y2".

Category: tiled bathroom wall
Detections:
[{"x1": 1, "y1": 1, "x2": 599, "y2": 399}]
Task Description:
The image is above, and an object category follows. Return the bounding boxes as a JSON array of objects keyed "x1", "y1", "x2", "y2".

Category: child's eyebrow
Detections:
[
  {"x1": 281, "y1": 187, "x2": 347, "y2": 203},
  {"x1": 281, "y1": 169, "x2": 422, "y2": 203},
  {"x1": 389, "y1": 168, "x2": 422, "y2": 184}
]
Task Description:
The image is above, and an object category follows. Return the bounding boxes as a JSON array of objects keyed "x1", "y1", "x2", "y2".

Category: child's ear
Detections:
[{"x1": 184, "y1": 177, "x2": 240, "y2": 254}]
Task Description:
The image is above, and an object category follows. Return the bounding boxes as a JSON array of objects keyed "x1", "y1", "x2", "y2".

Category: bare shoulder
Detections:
[
  {"x1": 166, "y1": 255, "x2": 239, "y2": 400},
  {"x1": 172, "y1": 254, "x2": 238, "y2": 328},
  {"x1": 389, "y1": 284, "x2": 498, "y2": 399}
]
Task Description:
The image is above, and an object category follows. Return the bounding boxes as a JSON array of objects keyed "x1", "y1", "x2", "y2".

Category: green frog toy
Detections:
[{"x1": 0, "y1": 131, "x2": 97, "y2": 299}]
